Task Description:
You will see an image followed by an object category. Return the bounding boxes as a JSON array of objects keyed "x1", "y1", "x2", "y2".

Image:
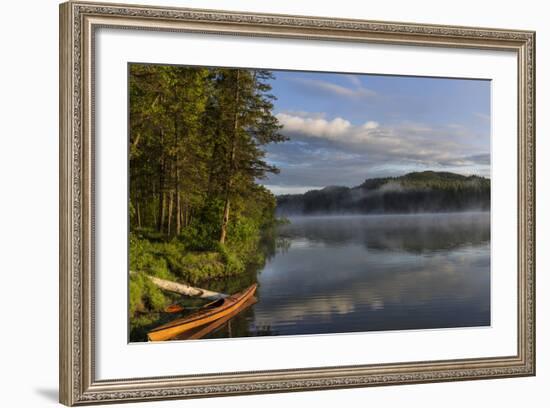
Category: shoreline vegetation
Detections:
[{"x1": 129, "y1": 64, "x2": 286, "y2": 339}]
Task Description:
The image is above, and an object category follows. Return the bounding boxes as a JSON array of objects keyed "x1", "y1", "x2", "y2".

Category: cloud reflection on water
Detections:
[{"x1": 252, "y1": 212, "x2": 490, "y2": 334}]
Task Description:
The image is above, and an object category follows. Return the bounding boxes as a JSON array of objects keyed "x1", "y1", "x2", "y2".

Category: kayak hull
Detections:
[{"x1": 147, "y1": 284, "x2": 257, "y2": 342}]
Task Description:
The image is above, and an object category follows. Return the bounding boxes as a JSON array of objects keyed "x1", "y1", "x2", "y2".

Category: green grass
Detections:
[{"x1": 128, "y1": 228, "x2": 266, "y2": 319}]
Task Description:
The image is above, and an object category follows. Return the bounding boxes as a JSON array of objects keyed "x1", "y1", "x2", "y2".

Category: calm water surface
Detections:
[{"x1": 198, "y1": 212, "x2": 490, "y2": 339}]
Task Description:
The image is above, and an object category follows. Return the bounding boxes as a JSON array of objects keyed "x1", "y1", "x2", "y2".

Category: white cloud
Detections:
[
  {"x1": 346, "y1": 74, "x2": 363, "y2": 87},
  {"x1": 276, "y1": 111, "x2": 489, "y2": 168},
  {"x1": 277, "y1": 112, "x2": 390, "y2": 146},
  {"x1": 474, "y1": 112, "x2": 490, "y2": 121},
  {"x1": 279, "y1": 110, "x2": 326, "y2": 119},
  {"x1": 276, "y1": 113, "x2": 351, "y2": 139},
  {"x1": 363, "y1": 121, "x2": 379, "y2": 130},
  {"x1": 291, "y1": 78, "x2": 376, "y2": 99}
]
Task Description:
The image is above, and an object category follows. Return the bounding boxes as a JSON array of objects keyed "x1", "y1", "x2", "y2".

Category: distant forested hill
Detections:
[{"x1": 276, "y1": 171, "x2": 490, "y2": 215}]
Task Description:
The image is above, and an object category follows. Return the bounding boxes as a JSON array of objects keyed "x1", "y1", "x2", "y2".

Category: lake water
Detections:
[{"x1": 196, "y1": 212, "x2": 490, "y2": 339}]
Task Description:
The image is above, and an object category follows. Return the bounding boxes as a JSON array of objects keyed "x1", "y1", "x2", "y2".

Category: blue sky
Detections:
[{"x1": 259, "y1": 70, "x2": 491, "y2": 195}]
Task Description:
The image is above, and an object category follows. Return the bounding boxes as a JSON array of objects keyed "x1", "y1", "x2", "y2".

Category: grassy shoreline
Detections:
[{"x1": 128, "y1": 217, "x2": 281, "y2": 340}]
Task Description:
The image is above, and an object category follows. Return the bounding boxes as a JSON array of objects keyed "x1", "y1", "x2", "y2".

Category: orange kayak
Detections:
[
  {"x1": 174, "y1": 296, "x2": 257, "y2": 341},
  {"x1": 148, "y1": 284, "x2": 257, "y2": 342}
]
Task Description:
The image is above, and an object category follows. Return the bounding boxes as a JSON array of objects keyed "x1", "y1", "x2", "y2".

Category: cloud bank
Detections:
[{"x1": 263, "y1": 111, "x2": 490, "y2": 195}]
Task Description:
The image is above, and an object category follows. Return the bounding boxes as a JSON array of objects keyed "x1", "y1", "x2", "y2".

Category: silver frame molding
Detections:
[{"x1": 59, "y1": 1, "x2": 536, "y2": 405}]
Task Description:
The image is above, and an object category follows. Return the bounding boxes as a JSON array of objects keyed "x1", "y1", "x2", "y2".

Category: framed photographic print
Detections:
[{"x1": 59, "y1": 1, "x2": 536, "y2": 405}]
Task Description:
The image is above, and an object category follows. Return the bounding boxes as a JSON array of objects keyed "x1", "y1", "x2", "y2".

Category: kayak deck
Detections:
[{"x1": 147, "y1": 283, "x2": 257, "y2": 341}]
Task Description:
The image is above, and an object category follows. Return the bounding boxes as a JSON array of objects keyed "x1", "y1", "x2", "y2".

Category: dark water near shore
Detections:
[{"x1": 188, "y1": 212, "x2": 491, "y2": 339}]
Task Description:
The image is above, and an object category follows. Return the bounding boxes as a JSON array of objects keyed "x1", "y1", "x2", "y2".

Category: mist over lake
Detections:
[
  {"x1": 200, "y1": 211, "x2": 490, "y2": 338},
  {"x1": 275, "y1": 171, "x2": 491, "y2": 216}
]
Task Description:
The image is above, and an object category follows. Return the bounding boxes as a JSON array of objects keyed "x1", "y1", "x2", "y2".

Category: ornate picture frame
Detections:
[{"x1": 59, "y1": 1, "x2": 535, "y2": 405}]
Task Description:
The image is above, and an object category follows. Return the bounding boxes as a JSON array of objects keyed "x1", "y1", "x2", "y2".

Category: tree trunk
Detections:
[
  {"x1": 157, "y1": 129, "x2": 166, "y2": 233},
  {"x1": 174, "y1": 110, "x2": 181, "y2": 236},
  {"x1": 167, "y1": 191, "x2": 173, "y2": 235},
  {"x1": 136, "y1": 201, "x2": 141, "y2": 229},
  {"x1": 130, "y1": 271, "x2": 226, "y2": 300},
  {"x1": 181, "y1": 199, "x2": 186, "y2": 229},
  {"x1": 219, "y1": 195, "x2": 230, "y2": 244},
  {"x1": 175, "y1": 187, "x2": 181, "y2": 235},
  {"x1": 184, "y1": 201, "x2": 190, "y2": 228},
  {"x1": 158, "y1": 191, "x2": 166, "y2": 233},
  {"x1": 219, "y1": 69, "x2": 240, "y2": 244}
]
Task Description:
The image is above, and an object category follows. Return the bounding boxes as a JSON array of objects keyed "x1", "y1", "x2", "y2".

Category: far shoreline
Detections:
[{"x1": 277, "y1": 210, "x2": 490, "y2": 219}]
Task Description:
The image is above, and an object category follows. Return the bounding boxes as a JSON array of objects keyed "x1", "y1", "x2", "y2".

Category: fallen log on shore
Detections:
[{"x1": 129, "y1": 271, "x2": 227, "y2": 300}]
